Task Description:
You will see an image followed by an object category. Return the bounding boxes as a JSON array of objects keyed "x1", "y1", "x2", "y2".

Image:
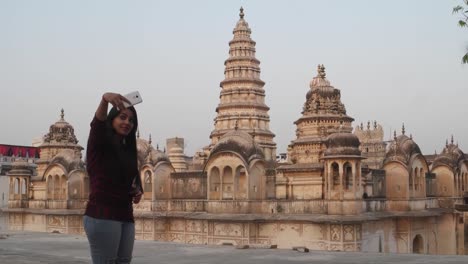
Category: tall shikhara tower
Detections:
[{"x1": 209, "y1": 7, "x2": 276, "y2": 161}]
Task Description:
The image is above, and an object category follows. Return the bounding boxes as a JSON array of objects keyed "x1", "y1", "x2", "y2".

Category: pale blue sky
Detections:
[{"x1": 1, "y1": 0, "x2": 467, "y2": 156}]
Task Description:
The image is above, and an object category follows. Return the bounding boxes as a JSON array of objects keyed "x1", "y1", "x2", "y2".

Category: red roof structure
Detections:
[{"x1": 0, "y1": 144, "x2": 40, "y2": 159}]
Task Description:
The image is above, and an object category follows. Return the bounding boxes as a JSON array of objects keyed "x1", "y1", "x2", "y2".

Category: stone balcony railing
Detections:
[
  {"x1": 149, "y1": 199, "x2": 327, "y2": 214},
  {"x1": 8, "y1": 199, "x2": 88, "y2": 210},
  {"x1": 67, "y1": 199, "x2": 87, "y2": 209},
  {"x1": 141, "y1": 197, "x2": 455, "y2": 215},
  {"x1": 364, "y1": 197, "x2": 440, "y2": 212},
  {"x1": 46, "y1": 200, "x2": 67, "y2": 209},
  {"x1": 8, "y1": 200, "x2": 28, "y2": 208},
  {"x1": 6, "y1": 197, "x2": 463, "y2": 215}
]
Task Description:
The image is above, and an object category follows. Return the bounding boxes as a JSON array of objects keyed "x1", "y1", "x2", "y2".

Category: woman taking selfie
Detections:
[{"x1": 83, "y1": 92, "x2": 143, "y2": 264}]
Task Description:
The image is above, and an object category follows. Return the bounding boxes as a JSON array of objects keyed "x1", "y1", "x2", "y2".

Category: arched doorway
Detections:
[{"x1": 412, "y1": 234, "x2": 424, "y2": 254}]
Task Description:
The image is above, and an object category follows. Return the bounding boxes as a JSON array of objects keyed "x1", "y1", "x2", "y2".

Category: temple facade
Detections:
[{"x1": 3, "y1": 8, "x2": 468, "y2": 255}]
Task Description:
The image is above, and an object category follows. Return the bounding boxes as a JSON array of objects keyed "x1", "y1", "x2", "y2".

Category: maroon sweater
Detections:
[{"x1": 84, "y1": 117, "x2": 138, "y2": 223}]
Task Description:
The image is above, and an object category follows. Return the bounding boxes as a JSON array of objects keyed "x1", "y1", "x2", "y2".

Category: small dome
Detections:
[
  {"x1": 324, "y1": 132, "x2": 361, "y2": 157},
  {"x1": 49, "y1": 149, "x2": 84, "y2": 173},
  {"x1": 210, "y1": 130, "x2": 264, "y2": 162},
  {"x1": 43, "y1": 109, "x2": 80, "y2": 146},
  {"x1": 432, "y1": 143, "x2": 465, "y2": 170},
  {"x1": 384, "y1": 134, "x2": 422, "y2": 165},
  {"x1": 137, "y1": 138, "x2": 169, "y2": 166}
]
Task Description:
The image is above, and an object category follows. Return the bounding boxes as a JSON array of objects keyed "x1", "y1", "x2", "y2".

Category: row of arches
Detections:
[
  {"x1": 209, "y1": 165, "x2": 247, "y2": 200},
  {"x1": 455, "y1": 171, "x2": 468, "y2": 195},
  {"x1": 330, "y1": 162, "x2": 355, "y2": 191},
  {"x1": 410, "y1": 167, "x2": 424, "y2": 192},
  {"x1": 47, "y1": 174, "x2": 67, "y2": 200},
  {"x1": 11, "y1": 178, "x2": 27, "y2": 196}
]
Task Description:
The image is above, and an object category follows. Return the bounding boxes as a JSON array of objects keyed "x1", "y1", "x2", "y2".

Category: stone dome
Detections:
[
  {"x1": 43, "y1": 109, "x2": 80, "y2": 146},
  {"x1": 49, "y1": 149, "x2": 84, "y2": 173},
  {"x1": 210, "y1": 130, "x2": 264, "y2": 162},
  {"x1": 324, "y1": 132, "x2": 361, "y2": 157},
  {"x1": 137, "y1": 138, "x2": 169, "y2": 166},
  {"x1": 384, "y1": 134, "x2": 422, "y2": 165},
  {"x1": 7, "y1": 158, "x2": 34, "y2": 176},
  {"x1": 432, "y1": 142, "x2": 465, "y2": 170}
]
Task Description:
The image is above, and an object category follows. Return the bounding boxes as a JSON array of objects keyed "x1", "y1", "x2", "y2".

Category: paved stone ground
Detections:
[{"x1": 1, "y1": 231, "x2": 468, "y2": 264}]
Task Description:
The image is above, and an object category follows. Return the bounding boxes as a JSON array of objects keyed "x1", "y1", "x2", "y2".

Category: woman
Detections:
[{"x1": 83, "y1": 92, "x2": 143, "y2": 264}]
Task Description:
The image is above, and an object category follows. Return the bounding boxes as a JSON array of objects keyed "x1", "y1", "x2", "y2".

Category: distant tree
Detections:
[{"x1": 453, "y1": 0, "x2": 468, "y2": 63}]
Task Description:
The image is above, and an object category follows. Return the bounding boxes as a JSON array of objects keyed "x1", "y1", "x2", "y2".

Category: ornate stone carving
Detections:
[
  {"x1": 331, "y1": 225, "x2": 341, "y2": 242},
  {"x1": 169, "y1": 233, "x2": 184, "y2": 242},
  {"x1": 170, "y1": 220, "x2": 185, "y2": 232},
  {"x1": 143, "y1": 220, "x2": 153, "y2": 232},
  {"x1": 186, "y1": 220, "x2": 203, "y2": 233},
  {"x1": 214, "y1": 223, "x2": 242, "y2": 237},
  {"x1": 343, "y1": 225, "x2": 354, "y2": 241},
  {"x1": 48, "y1": 216, "x2": 65, "y2": 227}
]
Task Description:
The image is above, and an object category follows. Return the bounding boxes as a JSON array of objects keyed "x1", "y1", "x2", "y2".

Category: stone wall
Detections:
[{"x1": 171, "y1": 172, "x2": 206, "y2": 199}]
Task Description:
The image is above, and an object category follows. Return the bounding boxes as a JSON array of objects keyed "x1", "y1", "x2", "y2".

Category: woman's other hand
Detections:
[{"x1": 133, "y1": 191, "x2": 143, "y2": 204}]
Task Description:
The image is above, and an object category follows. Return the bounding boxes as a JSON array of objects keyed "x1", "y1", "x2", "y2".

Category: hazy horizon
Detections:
[{"x1": 1, "y1": 0, "x2": 467, "y2": 157}]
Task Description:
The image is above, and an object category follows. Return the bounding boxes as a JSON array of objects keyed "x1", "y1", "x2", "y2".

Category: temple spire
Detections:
[
  {"x1": 149, "y1": 134, "x2": 152, "y2": 145},
  {"x1": 451, "y1": 134, "x2": 454, "y2": 145},
  {"x1": 209, "y1": 7, "x2": 276, "y2": 161},
  {"x1": 60, "y1": 109, "x2": 65, "y2": 120},
  {"x1": 401, "y1": 123, "x2": 405, "y2": 135}
]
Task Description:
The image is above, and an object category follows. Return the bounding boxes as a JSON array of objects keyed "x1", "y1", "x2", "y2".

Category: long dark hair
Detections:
[{"x1": 106, "y1": 106, "x2": 140, "y2": 188}]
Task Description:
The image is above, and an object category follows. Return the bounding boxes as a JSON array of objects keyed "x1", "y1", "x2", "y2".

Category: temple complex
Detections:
[{"x1": 2, "y1": 8, "x2": 468, "y2": 255}]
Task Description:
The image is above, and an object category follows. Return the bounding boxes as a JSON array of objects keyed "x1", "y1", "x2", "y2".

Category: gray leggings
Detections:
[{"x1": 83, "y1": 215, "x2": 135, "y2": 264}]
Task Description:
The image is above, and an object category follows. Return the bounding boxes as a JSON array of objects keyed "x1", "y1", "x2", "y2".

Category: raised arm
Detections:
[{"x1": 95, "y1": 92, "x2": 131, "y2": 121}]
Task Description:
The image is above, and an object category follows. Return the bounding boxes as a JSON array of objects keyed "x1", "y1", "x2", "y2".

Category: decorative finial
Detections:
[
  {"x1": 374, "y1": 121, "x2": 377, "y2": 129},
  {"x1": 446, "y1": 139, "x2": 449, "y2": 147},
  {"x1": 367, "y1": 121, "x2": 370, "y2": 130},
  {"x1": 434, "y1": 149, "x2": 437, "y2": 155},
  {"x1": 393, "y1": 130, "x2": 397, "y2": 141},
  {"x1": 360, "y1": 122, "x2": 363, "y2": 130},
  {"x1": 149, "y1": 134, "x2": 152, "y2": 145},
  {"x1": 60, "y1": 108, "x2": 64, "y2": 120},
  {"x1": 239, "y1": 7, "x2": 244, "y2": 19},
  {"x1": 451, "y1": 135, "x2": 454, "y2": 145},
  {"x1": 317, "y1": 64, "x2": 326, "y2": 78},
  {"x1": 401, "y1": 123, "x2": 405, "y2": 135},
  {"x1": 410, "y1": 134, "x2": 413, "y2": 140},
  {"x1": 137, "y1": 128, "x2": 140, "y2": 138},
  {"x1": 157, "y1": 144, "x2": 159, "y2": 150},
  {"x1": 163, "y1": 147, "x2": 166, "y2": 153}
]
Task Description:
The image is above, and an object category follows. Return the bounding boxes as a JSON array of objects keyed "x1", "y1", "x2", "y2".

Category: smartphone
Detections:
[{"x1": 123, "y1": 91, "x2": 143, "y2": 108}]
